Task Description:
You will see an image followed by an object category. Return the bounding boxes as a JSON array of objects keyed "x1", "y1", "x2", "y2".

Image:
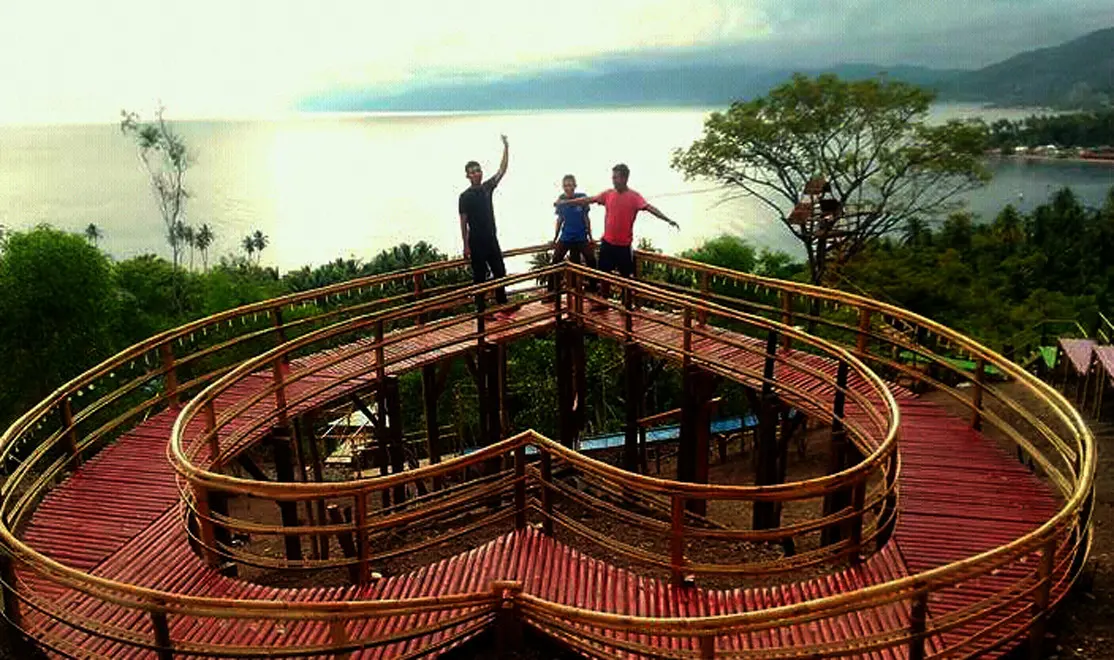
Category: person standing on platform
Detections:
[
  {"x1": 549, "y1": 174, "x2": 597, "y2": 293},
  {"x1": 555, "y1": 163, "x2": 679, "y2": 309},
  {"x1": 459, "y1": 135, "x2": 511, "y2": 318}
]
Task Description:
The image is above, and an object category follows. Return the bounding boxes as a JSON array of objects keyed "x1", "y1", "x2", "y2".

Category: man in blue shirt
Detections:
[{"x1": 549, "y1": 174, "x2": 597, "y2": 292}]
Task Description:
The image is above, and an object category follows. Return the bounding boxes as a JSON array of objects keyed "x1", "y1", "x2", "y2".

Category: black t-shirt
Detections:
[{"x1": 458, "y1": 178, "x2": 499, "y2": 247}]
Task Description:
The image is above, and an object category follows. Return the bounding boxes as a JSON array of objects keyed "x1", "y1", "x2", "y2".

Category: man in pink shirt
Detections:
[{"x1": 556, "y1": 163, "x2": 679, "y2": 305}]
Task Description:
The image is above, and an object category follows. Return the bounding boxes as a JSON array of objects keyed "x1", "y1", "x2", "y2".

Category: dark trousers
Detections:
[
  {"x1": 549, "y1": 240, "x2": 598, "y2": 293},
  {"x1": 470, "y1": 240, "x2": 508, "y2": 306}
]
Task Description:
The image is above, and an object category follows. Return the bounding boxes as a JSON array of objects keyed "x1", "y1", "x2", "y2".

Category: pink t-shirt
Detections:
[{"x1": 597, "y1": 188, "x2": 648, "y2": 247}]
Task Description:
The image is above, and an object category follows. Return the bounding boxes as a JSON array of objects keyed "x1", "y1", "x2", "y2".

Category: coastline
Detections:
[{"x1": 985, "y1": 153, "x2": 1114, "y2": 167}]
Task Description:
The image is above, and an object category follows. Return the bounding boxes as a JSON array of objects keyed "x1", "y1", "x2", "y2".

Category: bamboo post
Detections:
[
  {"x1": 822, "y1": 361, "x2": 851, "y2": 546},
  {"x1": 753, "y1": 329, "x2": 780, "y2": 530},
  {"x1": 271, "y1": 431, "x2": 303, "y2": 562},
  {"x1": 670, "y1": 494, "x2": 686, "y2": 586},
  {"x1": 857, "y1": 308, "x2": 872, "y2": 355},
  {"x1": 355, "y1": 493, "x2": 370, "y2": 584},
  {"x1": 514, "y1": 443, "x2": 527, "y2": 530},
  {"x1": 60, "y1": 399, "x2": 80, "y2": 464},
  {"x1": 698, "y1": 271, "x2": 710, "y2": 325},
  {"x1": 779, "y1": 292, "x2": 793, "y2": 351},
  {"x1": 540, "y1": 452, "x2": 554, "y2": 536},
  {"x1": 413, "y1": 272, "x2": 425, "y2": 325},
  {"x1": 302, "y1": 413, "x2": 330, "y2": 561},
  {"x1": 330, "y1": 618, "x2": 352, "y2": 660},
  {"x1": 683, "y1": 308, "x2": 693, "y2": 371},
  {"x1": 193, "y1": 485, "x2": 220, "y2": 568},
  {"x1": 383, "y1": 375, "x2": 406, "y2": 504},
  {"x1": 909, "y1": 589, "x2": 928, "y2": 660},
  {"x1": 494, "y1": 582, "x2": 524, "y2": 653},
  {"x1": 421, "y1": 364, "x2": 444, "y2": 490},
  {"x1": 160, "y1": 343, "x2": 179, "y2": 406},
  {"x1": 623, "y1": 342, "x2": 643, "y2": 472},
  {"x1": 1028, "y1": 539, "x2": 1057, "y2": 660},
  {"x1": 623, "y1": 285, "x2": 634, "y2": 342},
  {"x1": 204, "y1": 401, "x2": 219, "y2": 465},
  {"x1": 556, "y1": 321, "x2": 577, "y2": 447},
  {"x1": 272, "y1": 306, "x2": 288, "y2": 345},
  {"x1": 971, "y1": 357, "x2": 986, "y2": 430},
  {"x1": 149, "y1": 608, "x2": 174, "y2": 660}
]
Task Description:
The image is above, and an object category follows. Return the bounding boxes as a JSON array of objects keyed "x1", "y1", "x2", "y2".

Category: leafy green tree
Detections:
[
  {"x1": 0, "y1": 227, "x2": 115, "y2": 423},
  {"x1": 113, "y1": 254, "x2": 188, "y2": 343},
  {"x1": 672, "y1": 74, "x2": 992, "y2": 284},
  {"x1": 680, "y1": 235, "x2": 757, "y2": 272}
]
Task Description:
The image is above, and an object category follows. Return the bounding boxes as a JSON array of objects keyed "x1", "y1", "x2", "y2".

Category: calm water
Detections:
[{"x1": 1, "y1": 105, "x2": 1111, "y2": 270}]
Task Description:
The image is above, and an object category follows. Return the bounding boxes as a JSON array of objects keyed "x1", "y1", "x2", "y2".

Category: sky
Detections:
[{"x1": 0, "y1": 0, "x2": 1110, "y2": 124}]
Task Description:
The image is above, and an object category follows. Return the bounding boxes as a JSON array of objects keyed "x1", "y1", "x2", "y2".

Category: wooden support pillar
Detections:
[
  {"x1": 271, "y1": 431, "x2": 303, "y2": 562},
  {"x1": 753, "y1": 329, "x2": 780, "y2": 530},
  {"x1": 381, "y1": 375, "x2": 406, "y2": 505},
  {"x1": 909, "y1": 590, "x2": 928, "y2": 660},
  {"x1": 480, "y1": 344, "x2": 503, "y2": 483},
  {"x1": 421, "y1": 364, "x2": 444, "y2": 490},
  {"x1": 302, "y1": 413, "x2": 329, "y2": 561},
  {"x1": 623, "y1": 342, "x2": 643, "y2": 472},
  {"x1": 499, "y1": 344, "x2": 511, "y2": 437},
  {"x1": 354, "y1": 493, "x2": 370, "y2": 584},
  {"x1": 207, "y1": 488, "x2": 237, "y2": 577},
  {"x1": 679, "y1": 366, "x2": 717, "y2": 516},
  {"x1": 822, "y1": 361, "x2": 851, "y2": 547},
  {"x1": 327, "y1": 505, "x2": 359, "y2": 583},
  {"x1": 555, "y1": 320, "x2": 578, "y2": 447},
  {"x1": 150, "y1": 609, "x2": 174, "y2": 660}
]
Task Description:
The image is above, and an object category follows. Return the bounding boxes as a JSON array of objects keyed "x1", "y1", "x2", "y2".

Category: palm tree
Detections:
[
  {"x1": 241, "y1": 235, "x2": 256, "y2": 263},
  {"x1": 195, "y1": 224, "x2": 214, "y2": 271},
  {"x1": 250, "y1": 230, "x2": 268, "y2": 265},
  {"x1": 84, "y1": 223, "x2": 103, "y2": 247},
  {"x1": 177, "y1": 223, "x2": 196, "y2": 271}
]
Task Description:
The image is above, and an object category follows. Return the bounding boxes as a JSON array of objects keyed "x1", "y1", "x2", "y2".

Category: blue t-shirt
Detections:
[{"x1": 557, "y1": 193, "x2": 590, "y2": 242}]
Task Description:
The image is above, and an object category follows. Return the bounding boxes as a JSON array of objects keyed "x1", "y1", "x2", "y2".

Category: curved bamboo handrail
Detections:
[{"x1": 0, "y1": 244, "x2": 1093, "y2": 659}]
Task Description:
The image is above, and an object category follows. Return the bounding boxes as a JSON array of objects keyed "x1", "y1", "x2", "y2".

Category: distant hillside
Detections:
[
  {"x1": 303, "y1": 63, "x2": 956, "y2": 113},
  {"x1": 943, "y1": 27, "x2": 1114, "y2": 109},
  {"x1": 303, "y1": 27, "x2": 1113, "y2": 112}
]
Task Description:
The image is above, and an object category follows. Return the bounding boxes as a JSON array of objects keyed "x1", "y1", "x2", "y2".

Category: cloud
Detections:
[{"x1": 0, "y1": 0, "x2": 1108, "y2": 122}]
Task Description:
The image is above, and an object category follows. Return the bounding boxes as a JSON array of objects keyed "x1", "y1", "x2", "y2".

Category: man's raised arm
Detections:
[
  {"x1": 489, "y1": 135, "x2": 509, "y2": 186},
  {"x1": 644, "y1": 204, "x2": 680, "y2": 229}
]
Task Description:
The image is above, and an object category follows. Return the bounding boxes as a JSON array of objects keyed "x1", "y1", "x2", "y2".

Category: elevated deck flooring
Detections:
[{"x1": 15, "y1": 302, "x2": 1065, "y2": 658}]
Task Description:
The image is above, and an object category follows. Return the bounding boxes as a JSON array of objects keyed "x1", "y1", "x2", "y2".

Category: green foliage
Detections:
[
  {"x1": 840, "y1": 185, "x2": 1114, "y2": 347},
  {"x1": 0, "y1": 227, "x2": 115, "y2": 417},
  {"x1": 672, "y1": 74, "x2": 991, "y2": 283},
  {"x1": 988, "y1": 111, "x2": 1114, "y2": 151}
]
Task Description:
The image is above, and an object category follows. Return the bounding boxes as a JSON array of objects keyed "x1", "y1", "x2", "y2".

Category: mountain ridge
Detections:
[{"x1": 303, "y1": 27, "x2": 1113, "y2": 112}]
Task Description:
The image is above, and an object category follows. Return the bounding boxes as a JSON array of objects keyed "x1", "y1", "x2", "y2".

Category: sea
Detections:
[{"x1": 1, "y1": 104, "x2": 1111, "y2": 271}]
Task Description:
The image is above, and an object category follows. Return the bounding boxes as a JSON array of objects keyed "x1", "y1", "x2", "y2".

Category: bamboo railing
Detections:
[{"x1": 0, "y1": 245, "x2": 1093, "y2": 659}]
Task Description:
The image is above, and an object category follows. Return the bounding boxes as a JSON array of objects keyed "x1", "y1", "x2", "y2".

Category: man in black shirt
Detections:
[{"x1": 459, "y1": 135, "x2": 510, "y2": 311}]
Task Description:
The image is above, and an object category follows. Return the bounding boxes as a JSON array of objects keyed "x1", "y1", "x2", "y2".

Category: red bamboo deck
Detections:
[{"x1": 14, "y1": 302, "x2": 1066, "y2": 658}]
